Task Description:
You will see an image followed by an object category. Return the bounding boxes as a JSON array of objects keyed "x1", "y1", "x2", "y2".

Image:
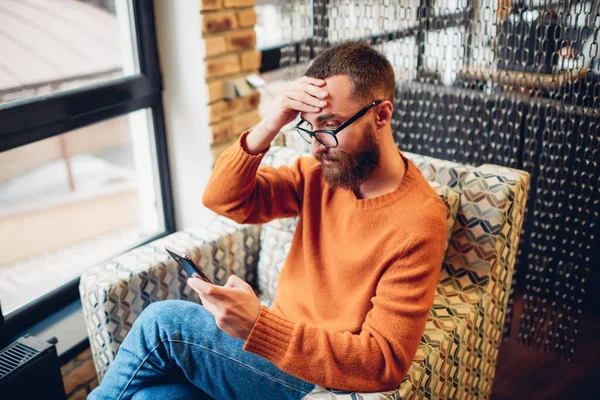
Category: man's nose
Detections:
[{"x1": 311, "y1": 136, "x2": 327, "y2": 156}]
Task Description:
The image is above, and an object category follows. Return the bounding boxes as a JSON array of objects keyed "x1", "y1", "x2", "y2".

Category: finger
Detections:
[
  {"x1": 225, "y1": 275, "x2": 237, "y2": 288},
  {"x1": 227, "y1": 274, "x2": 252, "y2": 291},
  {"x1": 187, "y1": 276, "x2": 207, "y2": 293},
  {"x1": 187, "y1": 276, "x2": 211, "y2": 292},
  {"x1": 224, "y1": 274, "x2": 249, "y2": 291},
  {"x1": 286, "y1": 90, "x2": 327, "y2": 109},
  {"x1": 187, "y1": 277, "x2": 227, "y2": 299},
  {"x1": 283, "y1": 97, "x2": 322, "y2": 113},
  {"x1": 299, "y1": 76, "x2": 326, "y2": 86},
  {"x1": 199, "y1": 295, "x2": 219, "y2": 316},
  {"x1": 288, "y1": 82, "x2": 329, "y2": 99}
]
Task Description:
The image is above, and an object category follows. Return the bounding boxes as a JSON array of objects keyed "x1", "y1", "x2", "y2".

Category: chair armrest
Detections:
[{"x1": 79, "y1": 215, "x2": 261, "y2": 382}]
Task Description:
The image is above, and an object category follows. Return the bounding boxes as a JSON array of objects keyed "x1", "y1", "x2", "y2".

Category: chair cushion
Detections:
[
  {"x1": 256, "y1": 181, "x2": 461, "y2": 306},
  {"x1": 257, "y1": 216, "x2": 298, "y2": 306}
]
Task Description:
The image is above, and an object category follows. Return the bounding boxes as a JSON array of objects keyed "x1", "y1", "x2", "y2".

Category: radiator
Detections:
[{"x1": 0, "y1": 335, "x2": 66, "y2": 400}]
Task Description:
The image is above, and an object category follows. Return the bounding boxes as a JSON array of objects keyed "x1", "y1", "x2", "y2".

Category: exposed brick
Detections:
[
  {"x1": 224, "y1": 0, "x2": 256, "y2": 7},
  {"x1": 202, "y1": 11, "x2": 237, "y2": 33},
  {"x1": 226, "y1": 29, "x2": 256, "y2": 52},
  {"x1": 240, "y1": 50, "x2": 261, "y2": 71},
  {"x1": 210, "y1": 119, "x2": 234, "y2": 143},
  {"x1": 61, "y1": 362, "x2": 76, "y2": 376},
  {"x1": 209, "y1": 98, "x2": 242, "y2": 123},
  {"x1": 62, "y1": 359, "x2": 97, "y2": 395},
  {"x1": 87, "y1": 377, "x2": 99, "y2": 392},
  {"x1": 241, "y1": 91, "x2": 261, "y2": 111},
  {"x1": 201, "y1": 0, "x2": 222, "y2": 10},
  {"x1": 236, "y1": 8, "x2": 257, "y2": 28},
  {"x1": 75, "y1": 348, "x2": 92, "y2": 362},
  {"x1": 67, "y1": 388, "x2": 88, "y2": 400},
  {"x1": 232, "y1": 109, "x2": 261, "y2": 133},
  {"x1": 207, "y1": 79, "x2": 225, "y2": 103},
  {"x1": 206, "y1": 54, "x2": 241, "y2": 78},
  {"x1": 204, "y1": 36, "x2": 227, "y2": 57}
]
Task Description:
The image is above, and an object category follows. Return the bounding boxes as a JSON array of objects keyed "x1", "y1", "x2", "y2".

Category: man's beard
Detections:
[{"x1": 315, "y1": 124, "x2": 381, "y2": 191}]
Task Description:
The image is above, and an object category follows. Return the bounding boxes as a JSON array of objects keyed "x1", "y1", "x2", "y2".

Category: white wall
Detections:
[{"x1": 153, "y1": 0, "x2": 215, "y2": 230}]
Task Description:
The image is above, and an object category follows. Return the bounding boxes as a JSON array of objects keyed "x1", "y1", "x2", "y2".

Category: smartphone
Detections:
[{"x1": 165, "y1": 245, "x2": 212, "y2": 284}]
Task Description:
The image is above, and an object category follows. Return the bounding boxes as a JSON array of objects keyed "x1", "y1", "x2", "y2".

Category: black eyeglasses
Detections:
[{"x1": 295, "y1": 100, "x2": 383, "y2": 148}]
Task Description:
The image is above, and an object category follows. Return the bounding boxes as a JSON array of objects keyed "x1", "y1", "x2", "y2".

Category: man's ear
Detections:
[{"x1": 375, "y1": 101, "x2": 393, "y2": 129}]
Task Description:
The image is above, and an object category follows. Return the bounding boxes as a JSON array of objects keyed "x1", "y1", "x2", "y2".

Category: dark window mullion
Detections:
[
  {"x1": 0, "y1": 76, "x2": 158, "y2": 151},
  {"x1": 0, "y1": 87, "x2": 160, "y2": 152},
  {"x1": 149, "y1": 98, "x2": 175, "y2": 234},
  {"x1": 132, "y1": 0, "x2": 162, "y2": 88}
]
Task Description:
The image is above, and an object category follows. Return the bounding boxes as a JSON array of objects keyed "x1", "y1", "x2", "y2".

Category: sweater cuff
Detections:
[
  {"x1": 220, "y1": 130, "x2": 268, "y2": 178},
  {"x1": 238, "y1": 130, "x2": 271, "y2": 156},
  {"x1": 243, "y1": 306, "x2": 295, "y2": 365}
]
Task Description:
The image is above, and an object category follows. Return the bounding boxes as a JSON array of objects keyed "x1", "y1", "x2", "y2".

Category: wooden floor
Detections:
[{"x1": 491, "y1": 291, "x2": 600, "y2": 399}]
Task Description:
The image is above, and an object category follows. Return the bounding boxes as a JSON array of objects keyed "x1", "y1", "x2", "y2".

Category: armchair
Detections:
[{"x1": 80, "y1": 145, "x2": 529, "y2": 399}]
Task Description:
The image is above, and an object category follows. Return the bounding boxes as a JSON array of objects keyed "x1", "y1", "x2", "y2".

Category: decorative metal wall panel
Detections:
[{"x1": 277, "y1": 0, "x2": 599, "y2": 360}]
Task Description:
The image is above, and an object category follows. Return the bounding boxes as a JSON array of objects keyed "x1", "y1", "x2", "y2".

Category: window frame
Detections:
[{"x1": 0, "y1": 0, "x2": 174, "y2": 344}]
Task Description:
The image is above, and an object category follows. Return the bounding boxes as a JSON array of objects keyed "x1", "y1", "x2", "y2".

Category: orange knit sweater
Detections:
[{"x1": 202, "y1": 131, "x2": 448, "y2": 392}]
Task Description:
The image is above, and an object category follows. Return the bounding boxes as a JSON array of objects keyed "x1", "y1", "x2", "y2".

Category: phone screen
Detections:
[{"x1": 165, "y1": 246, "x2": 212, "y2": 283}]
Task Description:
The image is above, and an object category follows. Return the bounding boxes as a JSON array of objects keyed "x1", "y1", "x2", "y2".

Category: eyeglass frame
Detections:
[{"x1": 294, "y1": 100, "x2": 384, "y2": 148}]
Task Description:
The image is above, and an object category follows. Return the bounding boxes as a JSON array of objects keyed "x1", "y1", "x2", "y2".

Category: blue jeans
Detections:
[{"x1": 88, "y1": 300, "x2": 317, "y2": 400}]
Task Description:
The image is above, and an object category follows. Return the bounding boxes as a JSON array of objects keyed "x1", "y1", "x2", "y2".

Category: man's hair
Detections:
[{"x1": 304, "y1": 41, "x2": 395, "y2": 103}]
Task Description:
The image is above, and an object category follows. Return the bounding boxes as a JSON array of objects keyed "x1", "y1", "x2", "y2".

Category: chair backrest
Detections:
[{"x1": 404, "y1": 151, "x2": 530, "y2": 302}]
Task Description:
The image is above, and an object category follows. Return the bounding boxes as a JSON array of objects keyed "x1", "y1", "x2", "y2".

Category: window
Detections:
[
  {"x1": 328, "y1": 0, "x2": 418, "y2": 43},
  {"x1": 255, "y1": 0, "x2": 313, "y2": 50},
  {"x1": 0, "y1": 0, "x2": 173, "y2": 340},
  {"x1": 255, "y1": 0, "x2": 315, "y2": 73},
  {"x1": 0, "y1": 0, "x2": 139, "y2": 105}
]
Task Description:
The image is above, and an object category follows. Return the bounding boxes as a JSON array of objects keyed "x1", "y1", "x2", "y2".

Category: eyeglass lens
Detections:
[{"x1": 296, "y1": 122, "x2": 338, "y2": 147}]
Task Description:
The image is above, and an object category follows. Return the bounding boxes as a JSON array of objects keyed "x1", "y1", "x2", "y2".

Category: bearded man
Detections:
[{"x1": 89, "y1": 41, "x2": 447, "y2": 400}]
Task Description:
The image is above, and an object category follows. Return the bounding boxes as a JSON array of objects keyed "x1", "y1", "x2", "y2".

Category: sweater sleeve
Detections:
[
  {"x1": 243, "y1": 218, "x2": 446, "y2": 392},
  {"x1": 202, "y1": 131, "x2": 311, "y2": 224}
]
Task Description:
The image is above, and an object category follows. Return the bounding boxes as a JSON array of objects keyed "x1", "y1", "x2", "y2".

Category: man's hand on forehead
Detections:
[
  {"x1": 244, "y1": 76, "x2": 330, "y2": 155},
  {"x1": 285, "y1": 76, "x2": 329, "y2": 114},
  {"x1": 259, "y1": 76, "x2": 330, "y2": 135}
]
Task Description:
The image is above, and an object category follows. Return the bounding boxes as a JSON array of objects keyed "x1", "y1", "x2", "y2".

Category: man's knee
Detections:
[
  {"x1": 136, "y1": 299, "x2": 205, "y2": 328},
  {"x1": 143, "y1": 299, "x2": 189, "y2": 316},
  {"x1": 129, "y1": 299, "x2": 217, "y2": 346}
]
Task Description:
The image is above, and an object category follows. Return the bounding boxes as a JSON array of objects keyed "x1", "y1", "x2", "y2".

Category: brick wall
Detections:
[
  {"x1": 61, "y1": 347, "x2": 99, "y2": 399},
  {"x1": 202, "y1": 0, "x2": 262, "y2": 161}
]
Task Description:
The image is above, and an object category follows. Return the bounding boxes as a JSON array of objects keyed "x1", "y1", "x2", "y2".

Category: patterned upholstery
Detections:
[
  {"x1": 80, "y1": 219, "x2": 261, "y2": 382},
  {"x1": 80, "y1": 144, "x2": 529, "y2": 399}
]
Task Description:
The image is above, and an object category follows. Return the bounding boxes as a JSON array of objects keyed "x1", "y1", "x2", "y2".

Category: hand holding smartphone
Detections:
[{"x1": 165, "y1": 245, "x2": 212, "y2": 284}]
